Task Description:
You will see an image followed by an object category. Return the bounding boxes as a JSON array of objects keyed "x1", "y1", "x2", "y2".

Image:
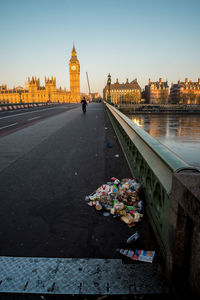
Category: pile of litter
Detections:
[
  {"x1": 86, "y1": 177, "x2": 155, "y2": 263},
  {"x1": 86, "y1": 177, "x2": 144, "y2": 227}
]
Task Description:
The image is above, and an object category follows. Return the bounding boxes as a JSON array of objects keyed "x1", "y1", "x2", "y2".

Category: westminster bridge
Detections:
[{"x1": 0, "y1": 102, "x2": 199, "y2": 299}]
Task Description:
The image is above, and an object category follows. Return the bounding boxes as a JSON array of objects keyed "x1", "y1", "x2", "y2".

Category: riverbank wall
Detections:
[{"x1": 116, "y1": 104, "x2": 200, "y2": 114}]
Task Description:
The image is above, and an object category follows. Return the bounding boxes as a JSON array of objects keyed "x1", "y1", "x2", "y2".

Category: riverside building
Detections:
[
  {"x1": 103, "y1": 78, "x2": 141, "y2": 104},
  {"x1": 145, "y1": 78, "x2": 169, "y2": 104},
  {"x1": 170, "y1": 78, "x2": 200, "y2": 104},
  {"x1": 0, "y1": 43, "x2": 80, "y2": 104}
]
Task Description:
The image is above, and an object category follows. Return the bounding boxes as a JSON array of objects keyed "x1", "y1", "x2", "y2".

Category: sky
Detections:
[{"x1": 0, "y1": 0, "x2": 200, "y2": 95}]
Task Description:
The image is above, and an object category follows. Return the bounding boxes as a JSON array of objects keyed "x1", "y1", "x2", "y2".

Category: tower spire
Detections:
[
  {"x1": 69, "y1": 41, "x2": 80, "y2": 102},
  {"x1": 72, "y1": 41, "x2": 77, "y2": 57}
]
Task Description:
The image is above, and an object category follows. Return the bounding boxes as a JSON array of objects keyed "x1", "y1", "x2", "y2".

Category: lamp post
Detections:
[{"x1": 107, "y1": 73, "x2": 111, "y2": 104}]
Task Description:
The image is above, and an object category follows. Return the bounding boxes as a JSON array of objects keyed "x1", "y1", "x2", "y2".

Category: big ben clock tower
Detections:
[{"x1": 69, "y1": 42, "x2": 80, "y2": 102}]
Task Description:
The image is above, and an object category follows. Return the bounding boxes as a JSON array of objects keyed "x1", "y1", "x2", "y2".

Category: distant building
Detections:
[
  {"x1": 103, "y1": 78, "x2": 141, "y2": 104},
  {"x1": 170, "y1": 78, "x2": 200, "y2": 104},
  {"x1": 0, "y1": 42, "x2": 80, "y2": 104},
  {"x1": 90, "y1": 92, "x2": 101, "y2": 101},
  {"x1": 141, "y1": 89, "x2": 147, "y2": 102},
  {"x1": 0, "y1": 85, "x2": 7, "y2": 91},
  {"x1": 80, "y1": 92, "x2": 101, "y2": 102},
  {"x1": 80, "y1": 92, "x2": 88, "y2": 99},
  {"x1": 0, "y1": 77, "x2": 70, "y2": 103},
  {"x1": 145, "y1": 78, "x2": 169, "y2": 104}
]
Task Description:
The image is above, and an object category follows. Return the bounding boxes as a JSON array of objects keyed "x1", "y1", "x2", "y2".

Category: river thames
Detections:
[{"x1": 128, "y1": 114, "x2": 200, "y2": 170}]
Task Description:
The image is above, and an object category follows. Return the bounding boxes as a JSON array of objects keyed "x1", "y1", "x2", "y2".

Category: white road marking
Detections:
[
  {"x1": 0, "y1": 105, "x2": 75, "y2": 120},
  {"x1": 27, "y1": 116, "x2": 41, "y2": 121},
  {"x1": 0, "y1": 123, "x2": 18, "y2": 130}
]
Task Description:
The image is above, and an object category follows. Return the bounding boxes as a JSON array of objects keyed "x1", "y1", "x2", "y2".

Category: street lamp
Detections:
[{"x1": 107, "y1": 73, "x2": 111, "y2": 104}]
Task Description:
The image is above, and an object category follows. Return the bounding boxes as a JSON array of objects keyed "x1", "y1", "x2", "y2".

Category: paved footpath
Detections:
[{"x1": 0, "y1": 103, "x2": 160, "y2": 259}]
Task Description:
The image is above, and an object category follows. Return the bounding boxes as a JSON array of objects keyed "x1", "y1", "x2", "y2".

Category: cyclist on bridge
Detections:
[{"x1": 81, "y1": 96, "x2": 87, "y2": 113}]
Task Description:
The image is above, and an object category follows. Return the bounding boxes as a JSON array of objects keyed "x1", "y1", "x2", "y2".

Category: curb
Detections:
[{"x1": 0, "y1": 103, "x2": 54, "y2": 112}]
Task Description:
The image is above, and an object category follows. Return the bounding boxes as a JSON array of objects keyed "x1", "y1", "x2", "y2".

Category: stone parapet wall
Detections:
[{"x1": 167, "y1": 172, "x2": 200, "y2": 298}]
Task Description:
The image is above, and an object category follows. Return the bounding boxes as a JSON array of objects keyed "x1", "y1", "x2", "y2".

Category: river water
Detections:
[{"x1": 127, "y1": 114, "x2": 200, "y2": 170}]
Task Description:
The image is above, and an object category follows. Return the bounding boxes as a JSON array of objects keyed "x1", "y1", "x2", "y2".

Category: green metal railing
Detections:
[{"x1": 106, "y1": 103, "x2": 199, "y2": 258}]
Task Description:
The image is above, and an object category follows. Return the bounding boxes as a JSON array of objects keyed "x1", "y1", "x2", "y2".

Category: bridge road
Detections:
[
  {"x1": 0, "y1": 102, "x2": 160, "y2": 259},
  {"x1": 0, "y1": 104, "x2": 79, "y2": 136}
]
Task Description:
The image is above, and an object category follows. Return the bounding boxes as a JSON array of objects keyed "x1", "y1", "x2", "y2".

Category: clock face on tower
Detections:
[{"x1": 71, "y1": 65, "x2": 76, "y2": 71}]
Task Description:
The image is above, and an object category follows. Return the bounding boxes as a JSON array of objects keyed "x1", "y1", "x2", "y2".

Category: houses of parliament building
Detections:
[{"x1": 0, "y1": 43, "x2": 80, "y2": 104}]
